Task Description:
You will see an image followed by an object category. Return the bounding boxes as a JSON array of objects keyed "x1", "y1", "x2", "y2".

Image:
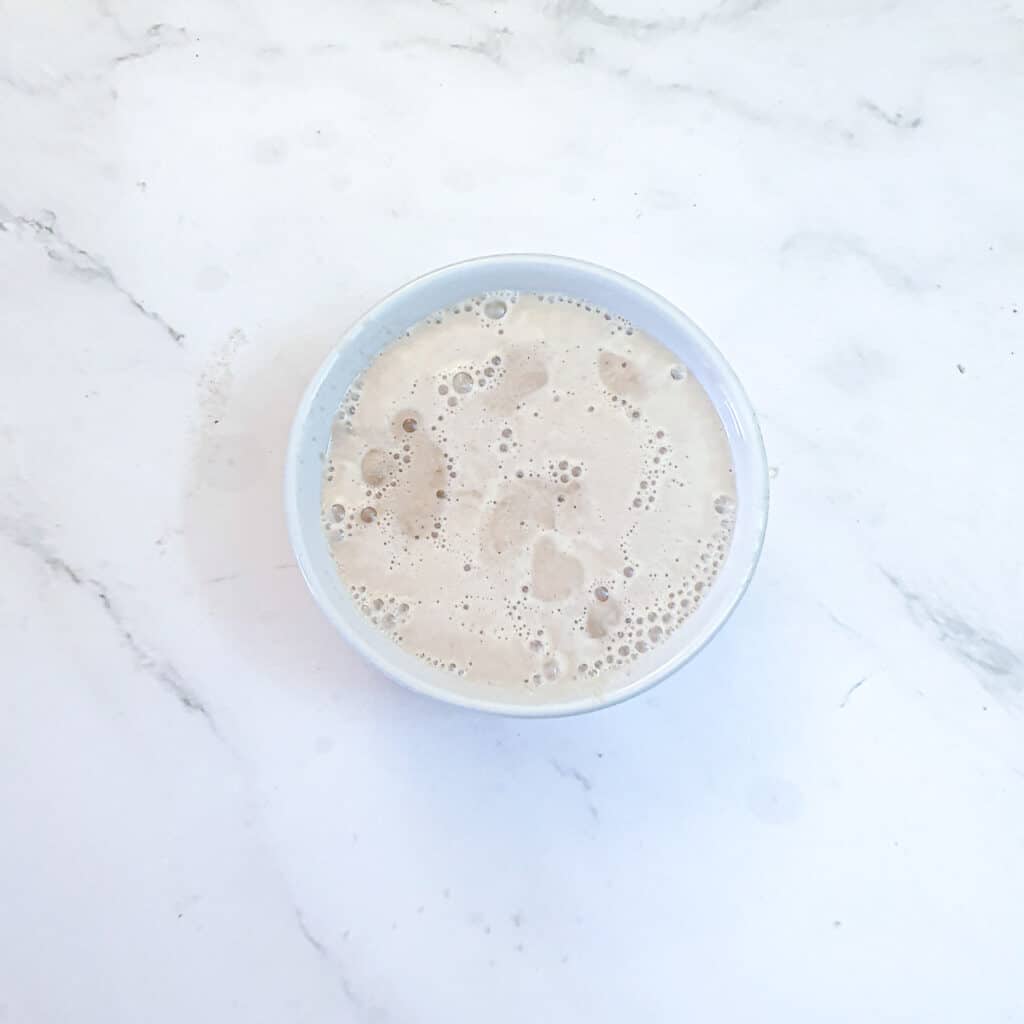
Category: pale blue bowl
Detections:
[{"x1": 285, "y1": 255, "x2": 768, "y2": 716}]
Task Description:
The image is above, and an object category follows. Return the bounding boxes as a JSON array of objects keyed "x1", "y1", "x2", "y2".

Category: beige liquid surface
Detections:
[{"x1": 321, "y1": 293, "x2": 736, "y2": 697}]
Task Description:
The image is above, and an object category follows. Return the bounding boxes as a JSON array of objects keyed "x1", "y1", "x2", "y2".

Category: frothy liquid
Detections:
[{"x1": 321, "y1": 293, "x2": 736, "y2": 696}]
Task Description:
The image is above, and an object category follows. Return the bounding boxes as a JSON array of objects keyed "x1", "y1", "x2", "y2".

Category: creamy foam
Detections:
[{"x1": 320, "y1": 293, "x2": 736, "y2": 696}]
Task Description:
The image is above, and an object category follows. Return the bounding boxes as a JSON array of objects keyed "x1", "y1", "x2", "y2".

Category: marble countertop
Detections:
[{"x1": 2, "y1": 2, "x2": 1023, "y2": 1021}]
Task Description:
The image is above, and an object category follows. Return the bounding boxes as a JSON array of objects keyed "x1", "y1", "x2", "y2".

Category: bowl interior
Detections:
[{"x1": 286, "y1": 255, "x2": 768, "y2": 716}]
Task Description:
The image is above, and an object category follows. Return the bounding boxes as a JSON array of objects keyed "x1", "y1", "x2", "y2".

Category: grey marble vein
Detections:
[
  {"x1": 0, "y1": 205, "x2": 184, "y2": 344},
  {"x1": 781, "y1": 231, "x2": 927, "y2": 292},
  {"x1": 390, "y1": 27, "x2": 511, "y2": 66},
  {"x1": 881, "y1": 569, "x2": 1022, "y2": 700},
  {"x1": 0, "y1": 64, "x2": 116, "y2": 98},
  {"x1": 550, "y1": 758, "x2": 599, "y2": 820},
  {"x1": 662, "y1": 78, "x2": 772, "y2": 126},
  {"x1": 859, "y1": 98, "x2": 922, "y2": 131},
  {"x1": 5, "y1": 523, "x2": 215, "y2": 724},
  {"x1": 0, "y1": 70, "x2": 50, "y2": 97},
  {"x1": 112, "y1": 23, "x2": 189, "y2": 64},
  {"x1": 294, "y1": 909, "x2": 361, "y2": 1007},
  {"x1": 549, "y1": 0, "x2": 774, "y2": 37},
  {"x1": 94, "y1": 0, "x2": 131, "y2": 39},
  {"x1": 450, "y1": 27, "x2": 511, "y2": 65},
  {"x1": 840, "y1": 675, "x2": 870, "y2": 708},
  {"x1": 580, "y1": 57, "x2": 847, "y2": 142},
  {"x1": 0, "y1": 23, "x2": 184, "y2": 96},
  {"x1": 819, "y1": 602, "x2": 866, "y2": 642}
]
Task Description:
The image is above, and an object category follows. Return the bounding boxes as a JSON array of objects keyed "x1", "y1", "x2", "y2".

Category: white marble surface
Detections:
[{"x1": 2, "y1": 1, "x2": 1023, "y2": 1020}]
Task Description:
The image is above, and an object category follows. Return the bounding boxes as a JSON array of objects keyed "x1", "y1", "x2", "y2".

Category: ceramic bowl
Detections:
[{"x1": 285, "y1": 254, "x2": 768, "y2": 716}]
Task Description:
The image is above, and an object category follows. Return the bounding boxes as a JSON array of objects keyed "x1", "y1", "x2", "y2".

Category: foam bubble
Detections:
[{"x1": 713, "y1": 495, "x2": 736, "y2": 516}]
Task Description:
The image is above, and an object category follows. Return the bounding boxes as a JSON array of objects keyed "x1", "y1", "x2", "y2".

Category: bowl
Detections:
[{"x1": 285, "y1": 254, "x2": 768, "y2": 716}]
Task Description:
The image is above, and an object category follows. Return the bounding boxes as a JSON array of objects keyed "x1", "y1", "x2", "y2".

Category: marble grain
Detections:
[{"x1": 1, "y1": 1, "x2": 1023, "y2": 1022}]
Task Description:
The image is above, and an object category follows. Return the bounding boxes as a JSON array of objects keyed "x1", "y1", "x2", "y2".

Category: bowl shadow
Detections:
[{"x1": 182, "y1": 317, "x2": 434, "y2": 710}]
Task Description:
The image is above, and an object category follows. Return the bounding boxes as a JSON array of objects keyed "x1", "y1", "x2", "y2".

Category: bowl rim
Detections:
[{"x1": 285, "y1": 253, "x2": 769, "y2": 717}]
